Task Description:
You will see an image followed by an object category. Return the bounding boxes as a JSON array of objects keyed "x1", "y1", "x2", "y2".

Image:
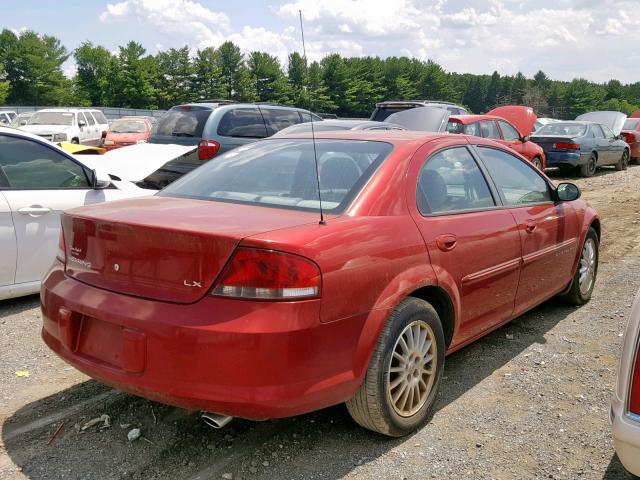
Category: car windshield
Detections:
[
  {"x1": 535, "y1": 123, "x2": 587, "y2": 136},
  {"x1": 623, "y1": 119, "x2": 640, "y2": 130},
  {"x1": 153, "y1": 105, "x2": 211, "y2": 138},
  {"x1": 110, "y1": 119, "x2": 149, "y2": 133},
  {"x1": 28, "y1": 112, "x2": 74, "y2": 126},
  {"x1": 159, "y1": 139, "x2": 393, "y2": 213}
]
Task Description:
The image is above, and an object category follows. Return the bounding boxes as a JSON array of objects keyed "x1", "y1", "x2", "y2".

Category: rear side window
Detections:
[
  {"x1": 417, "y1": 147, "x2": 495, "y2": 215},
  {"x1": 217, "y1": 108, "x2": 268, "y2": 138},
  {"x1": 77, "y1": 112, "x2": 87, "y2": 125},
  {"x1": 92, "y1": 111, "x2": 108, "y2": 124},
  {"x1": 154, "y1": 106, "x2": 212, "y2": 138},
  {"x1": 478, "y1": 121, "x2": 500, "y2": 139},
  {"x1": 84, "y1": 112, "x2": 96, "y2": 125},
  {"x1": 0, "y1": 135, "x2": 90, "y2": 189},
  {"x1": 498, "y1": 120, "x2": 520, "y2": 141},
  {"x1": 446, "y1": 120, "x2": 464, "y2": 134},
  {"x1": 160, "y1": 139, "x2": 393, "y2": 213},
  {"x1": 262, "y1": 108, "x2": 304, "y2": 135},
  {"x1": 479, "y1": 147, "x2": 550, "y2": 206},
  {"x1": 590, "y1": 124, "x2": 604, "y2": 138}
]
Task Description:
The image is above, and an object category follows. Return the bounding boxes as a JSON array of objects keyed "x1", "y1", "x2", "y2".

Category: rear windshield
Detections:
[
  {"x1": 623, "y1": 119, "x2": 640, "y2": 130},
  {"x1": 535, "y1": 123, "x2": 587, "y2": 137},
  {"x1": 446, "y1": 120, "x2": 464, "y2": 134},
  {"x1": 159, "y1": 139, "x2": 393, "y2": 213},
  {"x1": 29, "y1": 112, "x2": 74, "y2": 126},
  {"x1": 370, "y1": 105, "x2": 417, "y2": 121},
  {"x1": 153, "y1": 106, "x2": 211, "y2": 138},
  {"x1": 110, "y1": 119, "x2": 149, "y2": 133}
]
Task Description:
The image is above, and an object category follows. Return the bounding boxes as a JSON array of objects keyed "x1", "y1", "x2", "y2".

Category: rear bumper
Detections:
[
  {"x1": 545, "y1": 151, "x2": 587, "y2": 167},
  {"x1": 41, "y1": 263, "x2": 381, "y2": 419},
  {"x1": 611, "y1": 393, "x2": 640, "y2": 476}
]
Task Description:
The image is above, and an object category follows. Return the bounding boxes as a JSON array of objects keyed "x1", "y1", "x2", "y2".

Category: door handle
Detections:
[
  {"x1": 525, "y1": 222, "x2": 537, "y2": 233},
  {"x1": 18, "y1": 206, "x2": 51, "y2": 217},
  {"x1": 436, "y1": 234, "x2": 457, "y2": 252}
]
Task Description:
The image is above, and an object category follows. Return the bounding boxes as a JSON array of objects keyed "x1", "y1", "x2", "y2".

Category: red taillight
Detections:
[
  {"x1": 101, "y1": 130, "x2": 107, "y2": 138},
  {"x1": 212, "y1": 248, "x2": 321, "y2": 300},
  {"x1": 622, "y1": 132, "x2": 636, "y2": 144},
  {"x1": 631, "y1": 342, "x2": 640, "y2": 415},
  {"x1": 56, "y1": 230, "x2": 66, "y2": 263},
  {"x1": 198, "y1": 140, "x2": 220, "y2": 161},
  {"x1": 553, "y1": 142, "x2": 580, "y2": 150}
]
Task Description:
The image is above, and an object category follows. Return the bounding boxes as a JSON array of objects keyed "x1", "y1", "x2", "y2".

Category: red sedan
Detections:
[
  {"x1": 41, "y1": 131, "x2": 599, "y2": 437},
  {"x1": 447, "y1": 106, "x2": 546, "y2": 170},
  {"x1": 621, "y1": 117, "x2": 640, "y2": 163},
  {"x1": 102, "y1": 117, "x2": 153, "y2": 151}
]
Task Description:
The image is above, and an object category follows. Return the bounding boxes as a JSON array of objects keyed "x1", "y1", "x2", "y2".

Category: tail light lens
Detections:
[
  {"x1": 198, "y1": 140, "x2": 220, "y2": 161},
  {"x1": 101, "y1": 130, "x2": 107, "y2": 138},
  {"x1": 631, "y1": 341, "x2": 640, "y2": 415},
  {"x1": 622, "y1": 132, "x2": 636, "y2": 144},
  {"x1": 212, "y1": 248, "x2": 321, "y2": 300},
  {"x1": 56, "y1": 230, "x2": 66, "y2": 263},
  {"x1": 553, "y1": 142, "x2": 580, "y2": 150}
]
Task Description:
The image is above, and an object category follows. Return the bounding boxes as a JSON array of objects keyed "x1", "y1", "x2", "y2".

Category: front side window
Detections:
[
  {"x1": 77, "y1": 112, "x2": 88, "y2": 126},
  {"x1": 160, "y1": 139, "x2": 393, "y2": 213},
  {"x1": 92, "y1": 111, "x2": 108, "y2": 124},
  {"x1": 478, "y1": 147, "x2": 550, "y2": 206},
  {"x1": 262, "y1": 108, "x2": 304, "y2": 135},
  {"x1": 591, "y1": 124, "x2": 604, "y2": 138},
  {"x1": 601, "y1": 125, "x2": 616, "y2": 140},
  {"x1": 498, "y1": 120, "x2": 520, "y2": 141},
  {"x1": 217, "y1": 108, "x2": 268, "y2": 138},
  {"x1": 416, "y1": 147, "x2": 495, "y2": 215},
  {"x1": 84, "y1": 112, "x2": 96, "y2": 125},
  {"x1": 0, "y1": 135, "x2": 90, "y2": 189}
]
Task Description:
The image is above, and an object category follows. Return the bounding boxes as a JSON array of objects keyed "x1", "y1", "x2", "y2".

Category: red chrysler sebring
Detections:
[{"x1": 41, "y1": 131, "x2": 599, "y2": 436}]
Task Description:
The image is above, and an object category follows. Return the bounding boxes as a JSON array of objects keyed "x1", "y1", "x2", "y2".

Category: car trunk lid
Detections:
[
  {"x1": 486, "y1": 106, "x2": 537, "y2": 138},
  {"x1": 575, "y1": 111, "x2": 627, "y2": 135},
  {"x1": 61, "y1": 196, "x2": 321, "y2": 303},
  {"x1": 530, "y1": 135, "x2": 579, "y2": 153}
]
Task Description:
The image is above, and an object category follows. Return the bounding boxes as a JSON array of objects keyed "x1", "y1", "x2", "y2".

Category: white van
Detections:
[{"x1": 19, "y1": 108, "x2": 109, "y2": 146}]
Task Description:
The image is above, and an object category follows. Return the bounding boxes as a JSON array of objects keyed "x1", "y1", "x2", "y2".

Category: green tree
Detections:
[
  {"x1": 532, "y1": 70, "x2": 550, "y2": 93},
  {"x1": 287, "y1": 51, "x2": 307, "y2": 106},
  {"x1": 247, "y1": 51, "x2": 290, "y2": 103},
  {"x1": 74, "y1": 41, "x2": 113, "y2": 106},
  {"x1": 564, "y1": 78, "x2": 605, "y2": 118},
  {"x1": 485, "y1": 71, "x2": 501, "y2": 109},
  {"x1": 111, "y1": 41, "x2": 157, "y2": 108},
  {"x1": 321, "y1": 54, "x2": 349, "y2": 115},
  {"x1": 307, "y1": 61, "x2": 335, "y2": 113},
  {"x1": 462, "y1": 76, "x2": 487, "y2": 114},
  {"x1": 191, "y1": 47, "x2": 223, "y2": 101},
  {"x1": 0, "y1": 63, "x2": 9, "y2": 104},
  {"x1": 214, "y1": 41, "x2": 247, "y2": 100},
  {"x1": 156, "y1": 46, "x2": 193, "y2": 108},
  {"x1": 417, "y1": 60, "x2": 455, "y2": 102}
]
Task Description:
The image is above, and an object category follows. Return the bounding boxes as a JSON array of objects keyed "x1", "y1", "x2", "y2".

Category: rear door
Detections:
[
  {"x1": 602, "y1": 124, "x2": 625, "y2": 163},
  {"x1": 590, "y1": 124, "x2": 611, "y2": 164},
  {"x1": 215, "y1": 107, "x2": 268, "y2": 153},
  {"x1": 260, "y1": 107, "x2": 304, "y2": 135},
  {"x1": 84, "y1": 111, "x2": 99, "y2": 144},
  {"x1": 496, "y1": 120, "x2": 527, "y2": 157},
  {"x1": 0, "y1": 133, "x2": 131, "y2": 284},
  {"x1": 409, "y1": 139, "x2": 521, "y2": 342},
  {"x1": 77, "y1": 112, "x2": 91, "y2": 144},
  {"x1": 476, "y1": 146, "x2": 580, "y2": 314}
]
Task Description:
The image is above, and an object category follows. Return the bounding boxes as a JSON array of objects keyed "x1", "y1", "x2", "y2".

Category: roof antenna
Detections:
[{"x1": 299, "y1": 10, "x2": 325, "y2": 225}]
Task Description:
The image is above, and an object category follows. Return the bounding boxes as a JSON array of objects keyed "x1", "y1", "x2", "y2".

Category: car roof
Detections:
[
  {"x1": 448, "y1": 114, "x2": 502, "y2": 124},
  {"x1": 176, "y1": 103, "x2": 310, "y2": 111},
  {"x1": 36, "y1": 108, "x2": 101, "y2": 113},
  {"x1": 270, "y1": 129, "x2": 448, "y2": 145}
]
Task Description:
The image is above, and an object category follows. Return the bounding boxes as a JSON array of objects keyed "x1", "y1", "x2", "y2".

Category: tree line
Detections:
[{"x1": 1, "y1": 28, "x2": 639, "y2": 119}]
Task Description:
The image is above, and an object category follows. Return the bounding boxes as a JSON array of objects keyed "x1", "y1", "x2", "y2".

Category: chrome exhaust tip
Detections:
[{"x1": 201, "y1": 412, "x2": 233, "y2": 429}]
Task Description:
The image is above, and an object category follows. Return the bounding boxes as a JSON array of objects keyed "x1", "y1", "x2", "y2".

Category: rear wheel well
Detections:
[
  {"x1": 591, "y1": 151, "x2": 598, "y2": 160},
  {"x1": 408, "y1": 286, "x2": 455, "y2": 348}
]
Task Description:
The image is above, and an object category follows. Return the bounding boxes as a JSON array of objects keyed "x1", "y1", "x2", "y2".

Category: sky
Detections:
[{"x1": 1, "y1": 0, "x2": 638, "y2": 84}]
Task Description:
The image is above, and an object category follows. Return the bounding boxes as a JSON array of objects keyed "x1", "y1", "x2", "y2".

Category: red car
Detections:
[
  {"x1": 447, "y1": 106, "x2": 546, "y2": 170},
  {"x1": 102, "y1": 117, "x2": 153, "y2": 151},
  {"x1": 621, "y1": 117, "x2": 640, "y2": 163},
  {"x1": 41, "y1": 131, "x2": 599, "y2": 437}
]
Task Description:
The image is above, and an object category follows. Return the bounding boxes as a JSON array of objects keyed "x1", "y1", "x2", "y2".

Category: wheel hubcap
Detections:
[
  {"x1": 387, "y1": 320, "x2": 437, "y2": 417},
  {"x1": 579, "y1": 238, "x2": 596, "y2": 295}
]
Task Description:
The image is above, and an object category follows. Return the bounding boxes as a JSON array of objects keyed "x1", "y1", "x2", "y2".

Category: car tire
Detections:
[
  {"x1": 615, "y1": 150, "x2": 630, "y2": 171},
  {"x1": 563, "y1": 227, "x2": 599, "y2": 306},
  {"x1": 346, "y1": 297, "x2": 445, "y2": 437},
  {"x1": 580, "y1": 153, "x2": 597, "y2": 177},
  {"x1": 532, "y1": 156, "x2": 543, "y2": 170}
]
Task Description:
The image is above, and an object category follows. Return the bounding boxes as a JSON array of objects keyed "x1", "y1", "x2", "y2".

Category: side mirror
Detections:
[
  {"x1": 19, "y1": 120, "x2": 27, "y2": 126},
  {"x1": 91, "y1": 168, "x2": 111, "y2": 189},
  {"x1": 521, "y1": 135, "x2": 530, "y2": 142},
  {"x1": 556, "y1": 182, "x2": 581, "y2": 202},
  {"x1": 78, "y1": 120, "x2": 87, "y2": 128}
]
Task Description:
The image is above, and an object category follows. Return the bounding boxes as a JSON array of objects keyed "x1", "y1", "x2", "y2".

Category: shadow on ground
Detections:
[
  {"x1": 604, "y1": 454, "x2": 637, "y2": 479},
  {"x1": 2, "y1": 298, "x2": 576, "y2": 480}
]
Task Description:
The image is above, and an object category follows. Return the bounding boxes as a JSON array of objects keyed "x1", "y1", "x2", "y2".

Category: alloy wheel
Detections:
[
  {"x1": 387, "y1": 320, "x2": 437, "y2": 417},
  {"x1": 579, "y1": 238, "x2": 597, "y2": 295}
]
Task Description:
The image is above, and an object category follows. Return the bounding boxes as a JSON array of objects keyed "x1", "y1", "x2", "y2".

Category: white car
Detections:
[
  {"x1": 0, "y1": 111, "x2": 17, "y2": 125},
  {"x1": 0, "y1": 127, "x2": 152, "y2": 301},
  {"x1": 612, "y1": 289, "x2": 640, "y2": 477},
  {"x1": 19, "y1": 108, "x2": 109, "y2": 146}
]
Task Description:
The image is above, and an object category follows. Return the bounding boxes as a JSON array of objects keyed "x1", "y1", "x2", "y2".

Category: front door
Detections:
[
  {"x1": 0, "y1": 191, "x2": 16, "y2": 286},
  {"x1": 409, "y1": 141, "x2": 522, "y2": 343},
  {"x1": 476, "y1": 146, "x2": 580, "y2": 314}
]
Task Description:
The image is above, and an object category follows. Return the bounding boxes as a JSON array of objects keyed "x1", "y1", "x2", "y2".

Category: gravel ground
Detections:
[{"x1": 1, "y1": 165, "x2": 639, "y2": 480}]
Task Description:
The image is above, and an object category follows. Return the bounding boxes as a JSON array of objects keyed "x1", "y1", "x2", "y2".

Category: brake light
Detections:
[
  {"x1": 198, "y1": 140, "x2": 220, "y2": 161},
  {"x1": 553, "y1": 142, "x2": 580, "y2": 150},
  {"x1": 101, "y1": 130, "x2": 107, "y2": 138},
  {"x1": 622, "y1": 132, "x2": 636, "y2": 144},
  {"x1": 212, "y1": 248, "x2": 321, "y2": 300},
  {"x1": 56, "y1": 230, "x2": 66, "y2": 263},
  {"x1": 631, "y1": 341, "x2": 640, "y2": 415}
]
